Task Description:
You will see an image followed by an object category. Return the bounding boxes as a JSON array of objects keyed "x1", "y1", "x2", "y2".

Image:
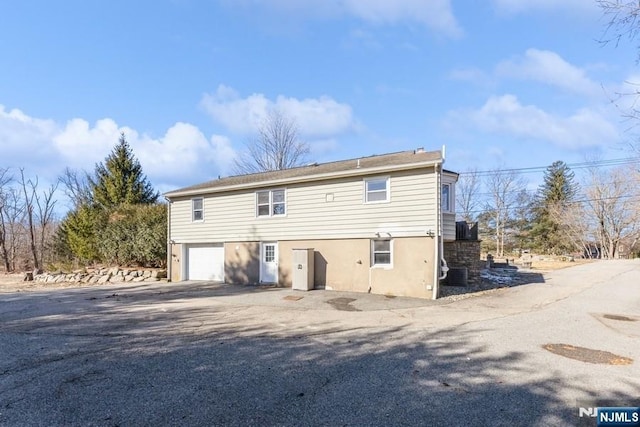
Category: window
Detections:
[
  {"x1": 264, "y1": 244, "x2": 275, "y2": 262},
  {"x1": 442, "y1": 183, "x2": 452, "y2": 212},
  {"x1": 371, "y1": 239, "x2": 392, "y2": 267},
  {"x1": 272, "y1": 189, "x2": 285, "y2": 215},
  {"x1": 192, "y1": 198, "x2": 204, "y2": 221},
  {"x1": 257, "y1": 191, "x2": 270, "y2": 216},
  {"x1": 256, "y1": 189, "x2": 286, "y2": 217},
  {"x1": 365, "y1": 177, "x2": 389, "y2": 203}
]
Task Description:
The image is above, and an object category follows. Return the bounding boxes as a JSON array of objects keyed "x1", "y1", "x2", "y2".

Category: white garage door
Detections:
[{"x1": 186, "y1": 244, "x2": 224, "y2": 281}]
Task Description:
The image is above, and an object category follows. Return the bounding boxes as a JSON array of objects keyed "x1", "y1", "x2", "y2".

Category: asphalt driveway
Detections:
[{"x1": 1, "y1": 260, "x2": 639, "y2": 426}]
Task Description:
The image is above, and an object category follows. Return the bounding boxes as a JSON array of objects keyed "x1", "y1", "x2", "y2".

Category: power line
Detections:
[
  {"x1": 460, "y1": 193, "x2": 640, "y2": 216},
  {"x1": 458, "y1": 157, "x2": 640, "y2": 177}
]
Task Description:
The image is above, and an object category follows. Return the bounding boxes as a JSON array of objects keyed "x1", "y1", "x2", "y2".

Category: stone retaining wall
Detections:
[
  {"x1": 443, "y1": 240, "x2": 482, "y2": 285},
  {"x1": 33, "y1": 267, "x2": 167, "y2": 284}
]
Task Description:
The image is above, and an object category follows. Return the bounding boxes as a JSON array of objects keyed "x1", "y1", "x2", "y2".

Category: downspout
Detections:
[
  {"x1": 165, "y1": 197, "x2": 172, "y2": 282},
  {"x1": 432, "y1": 163, "x2": 441, "y2": 300},
  {"x1": 439, "y1": 210, "x2": 449, "y2": 280},
  {"x1": 432, "y1": 154, "x2": 450, "y2": 300},
  {"x1": 439, "y1": 146, "x2": 450, "y2": 283}
]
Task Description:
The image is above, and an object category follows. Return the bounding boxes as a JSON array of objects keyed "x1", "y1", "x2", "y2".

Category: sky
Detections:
[{"x1": 2, "y1": 0, "x2": 640, "y2": 202}]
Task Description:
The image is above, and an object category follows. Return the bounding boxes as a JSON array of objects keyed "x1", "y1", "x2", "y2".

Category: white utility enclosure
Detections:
[{"x1": 292, "y1": 248, "x2": 314, "y2": 291}]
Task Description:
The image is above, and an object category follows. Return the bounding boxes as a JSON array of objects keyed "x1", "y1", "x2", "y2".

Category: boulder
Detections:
[{"x1": 97, "y1": 274, "x2": 112, "y2": 284}]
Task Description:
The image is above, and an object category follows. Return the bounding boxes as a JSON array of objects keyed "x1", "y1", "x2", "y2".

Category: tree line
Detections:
[
  {"x1": 2, "y1": 110, "x2": 639, "y2": 275},
  {"x1": 457, "y1": 158, "x2": 640, "y2": 259},
  {"x1": 0, "y1": 133, "x2": 166, "y2": 273},
  {"x1": 0, "y1": 110, "x2": 304, "y2": 274}
]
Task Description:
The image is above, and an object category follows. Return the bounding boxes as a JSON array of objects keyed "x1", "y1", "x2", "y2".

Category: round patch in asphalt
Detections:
[{"x1": 542, "y1": 344, "x2": 633, "y2": 365}]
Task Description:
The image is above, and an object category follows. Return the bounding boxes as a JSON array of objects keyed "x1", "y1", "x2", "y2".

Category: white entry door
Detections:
[{"x1": 260, "y1": 242, "x2": 278, "y2": 283}]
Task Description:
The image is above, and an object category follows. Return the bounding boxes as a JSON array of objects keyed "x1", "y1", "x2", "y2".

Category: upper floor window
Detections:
[
  {"x1": 442, "y1": 183, "x2": 452, "y2": 213},
  {"x1": 192, "y1": 198, "x2": 204, "y2": 221},
  {"x1": 256, "y1": 189, "x2": 286, "y2": 217},
  {"x1": 365, "y1": 177, "x2": 389, "y2": 203}
]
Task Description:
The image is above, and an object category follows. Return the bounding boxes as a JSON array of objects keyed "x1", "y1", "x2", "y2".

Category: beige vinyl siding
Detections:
[
  {"x1": 170, "y1": 168, "x2": 438, "y2": 243},
  {"x1": 442, "y1": 212, "x2": 456, "y2": 241}
]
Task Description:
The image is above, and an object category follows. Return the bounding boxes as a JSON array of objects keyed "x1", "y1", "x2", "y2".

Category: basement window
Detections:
[{"x1": 371, "y1": 239, "x2": 392, "y2": 267}]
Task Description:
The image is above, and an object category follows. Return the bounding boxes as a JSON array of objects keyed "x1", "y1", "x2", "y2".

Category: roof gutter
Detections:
[{"x1": 164, "y1": 159, "x2": 443, "y2": 199}]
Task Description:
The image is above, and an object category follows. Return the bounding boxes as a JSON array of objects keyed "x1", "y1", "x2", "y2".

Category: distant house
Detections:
[{"x1": 164, "y1": 148, "x2": 458, "y2": 299}]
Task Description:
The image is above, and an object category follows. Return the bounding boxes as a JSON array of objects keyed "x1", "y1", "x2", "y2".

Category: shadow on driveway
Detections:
[{"x1": 2, "y1": 278, "x2": 638, "y2": 426}]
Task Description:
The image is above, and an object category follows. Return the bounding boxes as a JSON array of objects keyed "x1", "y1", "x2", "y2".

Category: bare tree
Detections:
[
  {"x1": 233, "y1": 110, "x2": 310, "y2": 174},
  {"x1": 598, "y1": 1, "x2": 640, "y2": 60},
  {"x1": 3, "y1": 188, "x2": 26, "y2": 272},
  {"x1": 19, "y1": 169, "x2": 40, "y2": 271},
  {"x1": 59, "y1": 167, "x2": 92, "y2": 208},
  {"x1": 34, "y1": 181, "x2": 59, "y2": 266},
  {"x1": 12, "y1": 170, "x2": 61, "y2": 271},
  {"x1": 583, "y1": 164, "x2": 640, "y2": 259},
  {"x1": 0, "y1": 168, "x2": 13, "y2": 272},
  {"x1": 598, "y1": 0, "x2": 640, "y2": 140},
  {"x1": 547, "y1": 202, "x2": 593, "y2": 257},
  {"x1": 456, "y1": 168, "x2": 481, "y2": 223},
  {"x1": 485, "y1": 168, "x2": 528, "y2": 257}
]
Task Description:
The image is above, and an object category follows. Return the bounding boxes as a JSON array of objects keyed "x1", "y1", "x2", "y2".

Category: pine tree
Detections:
[
  {"x1": 90, "y1": 133, "x2": 158, "y2": 208},
  {"x1": 62, "y1": 204, "x2": 106, "y2": 262},
  {"x1": 531, "y1": 161, "x2": 579, "y2": 254}
]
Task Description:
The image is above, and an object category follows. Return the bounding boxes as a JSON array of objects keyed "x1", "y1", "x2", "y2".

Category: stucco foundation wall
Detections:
[
  {"x1": 224, "y1": 242, "x2": 261, "y2": 285},
  {"x1": 278, "y1": 239, "x2": 369, "y2": 292},
  {"x1": 170, "y1": 243, "x2": 182, "y2": 282},
  {"x1": 171, "y1": 238, "x2": 437, "y2": 298},
  {"x1": 279, "y1": 237, "x2": 436, "y2": 298},
  {"x1": 369, "y1": 237, "x2": 435, "y2": 298}
]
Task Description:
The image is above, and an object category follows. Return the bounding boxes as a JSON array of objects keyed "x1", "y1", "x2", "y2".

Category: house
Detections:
[{"x1": 164, "y1": 147, "x2": 458, "y2": 299}]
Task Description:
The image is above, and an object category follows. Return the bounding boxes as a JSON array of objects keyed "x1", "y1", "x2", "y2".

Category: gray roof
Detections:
[{"x1": 165, "y1": 148, "x2": 444, "y2": 198}]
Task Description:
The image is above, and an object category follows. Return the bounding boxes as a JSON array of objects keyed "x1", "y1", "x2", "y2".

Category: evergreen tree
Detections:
[
  {"x1": 97, "y1": 204, "x2": 167, "y2": 266},
  {"x1": 90, "y1": 133, "x2": 158, "y2": 208},
  {"x1": 62, "y1": 204, "x2": 106, "y2": 262},
  {"x1": 531, "y1": 161, "x2": 579, "y2": 254}
]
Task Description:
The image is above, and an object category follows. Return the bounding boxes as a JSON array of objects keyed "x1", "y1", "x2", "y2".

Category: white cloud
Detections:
[
  {"x1": 448, "y1": 67, "x2": 493, "y2": 87},
  {"x1": 496, "y1": 49, "x2": 600, "y2": 96},
  {"x1": 224, "y1": 0, "x2": 462, "y2": 37},
  {"x1": 492, "y1": 0, "x2": 597, "y2": 15},
  {"x1": 134, "y1": 123, "x2": 236, "y2": 184},
  {"x1": 0, "y1": 105, "x2": 59, "y2": 168},
  {"x1": 343, "y1": 0, "x2": 462, "y2": 37},
  {"x1": 0, "y1": 105, "x2": 236, "y2": 192},
  {"x1": 309, "y1": 138, "x2": 340, "y2": 156},
  {"x1": 54, "y1": 118, "x2": 124, "y2": 168},
  {"x1": 200, "y1": 85, "x2": 357, "y2": 137},
  {"x1": 448, "y1": 94, "x2": 619, "y2": 149}
]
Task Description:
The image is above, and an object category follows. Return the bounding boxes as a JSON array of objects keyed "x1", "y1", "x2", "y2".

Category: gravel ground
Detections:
[
  {"x1": 439, "y1": 259, "x2": 593, "y2": 301},
  {"x1": 0, "y1": 260, "x2": 638, "y2": 426},
  {"x1": 1, "y1": 258, "x2": 578, "y2": 297}
]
